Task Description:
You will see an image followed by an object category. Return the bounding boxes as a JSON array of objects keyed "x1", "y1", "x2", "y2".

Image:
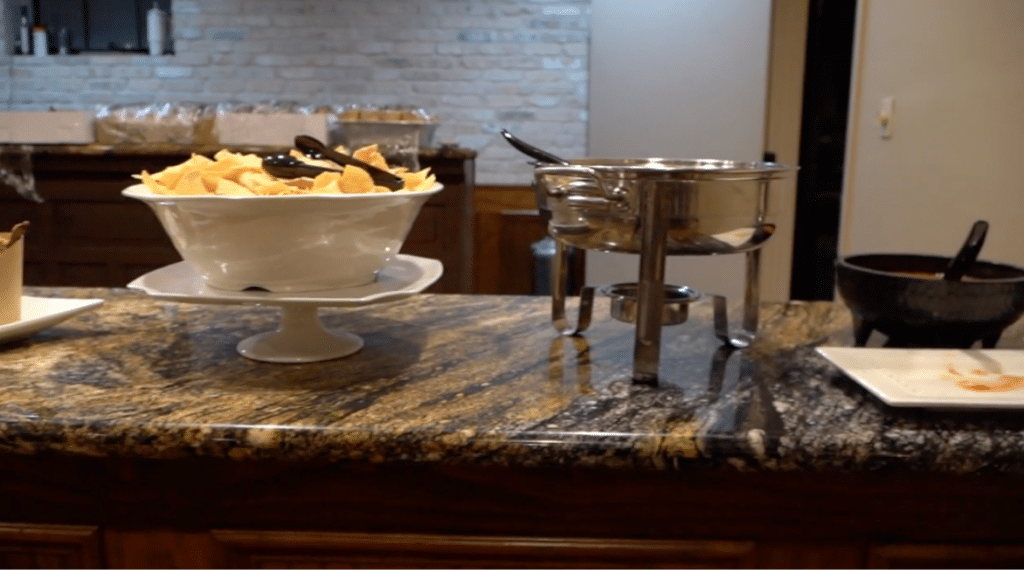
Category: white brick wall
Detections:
[{"x1": 0, "y1": 0, "x2": 591, "y2": 185}]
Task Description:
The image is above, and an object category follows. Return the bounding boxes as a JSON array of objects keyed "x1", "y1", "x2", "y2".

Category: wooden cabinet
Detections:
[
  {"x1": 3, "y1": 454, "x2": 1024, "y2": 569},
  {"x1": 867, "y1": 544, "x2": 1024, "y2": 569},
  {"x1": 0, "y1": 455, "x2": 762, "y2": 568},
  {"x1": 472, "y1": 185, "x2": 584, "y2": 295},
  {"x1": 0, "y1": 523, "x2": 102, "y2": 569},
  {"x1": 473, "y1": 185, "x2": 545, "y2": 295},
  {"x1": 0, "y1": 146, "x2": 475, "y2": 293},
  {"x1": 103, "y1": 529, "x2": 225, "y2": 569},
  {"x1": 48, "y1": 527, "x2": 761, "y2": 569},
  {"x1": 208, "y1": 530, "x2": 756, "y2": 569},
  {"x1": 11, "y1": 524, "x2": 1024, "y2": 569}
]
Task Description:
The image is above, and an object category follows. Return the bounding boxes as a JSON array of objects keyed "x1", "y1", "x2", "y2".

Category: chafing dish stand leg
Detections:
[
  {"x1": 633, "y1": 184, "x2": 670, "y2": 384},
  {"x1": 713, "y1": 248, "x2": 761, "y2": 349},
  {"x1": 551, "y1": 239, "x2": 595, "y2": 336}
]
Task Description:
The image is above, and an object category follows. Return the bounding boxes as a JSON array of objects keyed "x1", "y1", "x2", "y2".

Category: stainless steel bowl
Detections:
[
  {"x1": 534, "y1": 159, "x2": 794, "y2": 255},
  {"x1": 600, "y1": 283, "x2": 700, "y2": 326}
]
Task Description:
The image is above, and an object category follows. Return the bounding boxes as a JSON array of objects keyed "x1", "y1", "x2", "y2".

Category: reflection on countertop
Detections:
[{"x1": 2, "y1": 287, "x2": 1024, "y2": 474}]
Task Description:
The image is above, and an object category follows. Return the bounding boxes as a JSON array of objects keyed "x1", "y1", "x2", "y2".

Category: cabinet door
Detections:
[
  {"x1": 103, "y1": 529, "x2": 225, "y2": 569},
  {"x1": 754, "y1": 542, "x2": 865, "y2": 569},
  {"x1": 0, "y1": 522, "x2": 102, "y2": 569},
  {"x1": 869, "y1": 543, "x2": 1024, "y2": 568},
  {"x1": 211, "y1": 529, "x2": 757, "y2": 569},
  {"x1": 473, "y1": 186, "x2": 584, "y2": 295}
]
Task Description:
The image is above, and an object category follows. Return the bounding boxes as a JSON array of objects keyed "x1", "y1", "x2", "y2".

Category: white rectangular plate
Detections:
[
  {"x1": 0, "y1": 296, "x2": 104, "y2": 346},
  {"x1": 816, "y1": 347, "x2": 1024, "y2": 409}
]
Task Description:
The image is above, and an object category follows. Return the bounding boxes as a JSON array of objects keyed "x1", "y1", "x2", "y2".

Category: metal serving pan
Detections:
[{"x1": 534, "y1": 158, "x2": 794, "y2": 256}]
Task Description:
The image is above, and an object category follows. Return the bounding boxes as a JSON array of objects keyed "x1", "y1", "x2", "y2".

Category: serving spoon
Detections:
[
  {"x1": 294, "y1": 135, "x2": 404, "y2": 190},
  {"x1": 500, "y1": 129, "x2": 570, "y2": 165},
  {"x1": 261, "y1": 153, "x2": 345, "y2": 179},
  {"x1": 943, "y1": 219, "x2": 989, "y2": 281}
]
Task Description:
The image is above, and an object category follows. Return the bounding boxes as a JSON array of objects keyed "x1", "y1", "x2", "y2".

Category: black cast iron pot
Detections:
[{"x1": 836, "y1": 253, "x2": 1024, "y2": 348}]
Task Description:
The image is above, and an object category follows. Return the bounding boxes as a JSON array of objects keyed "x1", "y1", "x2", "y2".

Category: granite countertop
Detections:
[{"x1": 3, "y1": 287, "x2": 1024, "y2": 474}]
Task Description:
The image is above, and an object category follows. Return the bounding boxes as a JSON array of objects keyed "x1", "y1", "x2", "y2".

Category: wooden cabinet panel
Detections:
[
  {"x1": 97, "y1": 527, "x2": 769, "y2": 569},
  {"x1": 103, "y1": 528, "x2": 224, "y2": 569},
  {"x1": 754, "y1": 542, "x2": 866, "y2": 569},
  {"x1": 472, "y1": 185, "x2": 584, "y2": 295},
  {"x1": 13, "y1": 522, "x2": 1024, "y2": 570},
  {"x1": 414, "y1": 151, "x2": 475, "y2": 293},
  {"x1": 474, "y1": 186, "x2": 540, "y2": 295},
  {"x1": 474, "y1": 209, "x2": 548, "y2": 294},
  {"x1": 211, "y1": 529, "x2": 757, "y2": 569},
  {"x1": 0, "y1": 522, "x2": 102, "y2": 569},
  {"x1": 868, "y1": 543, "x2": 1024, "y2": 569}
]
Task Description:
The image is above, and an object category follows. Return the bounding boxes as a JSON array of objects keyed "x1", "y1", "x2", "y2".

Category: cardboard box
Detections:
[
  {"x1": 0, "y1": 111, "x2": 94, "y2": 144},
  {"x1": 0, "y1": 230, "x2": 24, "y2": 326},
  {"x1": 215, "y1": 113, "x2": 329, "y2": 147}
]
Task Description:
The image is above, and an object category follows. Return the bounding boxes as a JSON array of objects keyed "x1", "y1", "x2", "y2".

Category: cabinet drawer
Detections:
[
  {"x1": 210, "y1": 529, "x2": 757, "y2": 569},
  {"x1": 0, "y1": 522, "x2": 102, "y2": 569}
]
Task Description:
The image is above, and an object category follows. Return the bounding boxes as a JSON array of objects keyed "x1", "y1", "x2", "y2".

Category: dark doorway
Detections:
[{"x1": 789, "y1": 0, "x2": 858, "y2": 300}]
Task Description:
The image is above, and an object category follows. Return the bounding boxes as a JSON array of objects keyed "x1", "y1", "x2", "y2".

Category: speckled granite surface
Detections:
[{"x1": 3, "y1": 287, "x2": 1024, "y2": 474}]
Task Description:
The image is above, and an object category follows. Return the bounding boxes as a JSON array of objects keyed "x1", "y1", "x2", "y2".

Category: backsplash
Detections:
[{"x1": 0, "y1": 0, "x2": 591, "y2": 185}]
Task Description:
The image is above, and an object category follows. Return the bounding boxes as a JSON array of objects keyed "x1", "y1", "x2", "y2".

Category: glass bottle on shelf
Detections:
[
  {"x1": 18, "y1": 7, "x2": 30, "y2": 55},
  {"x1": 147, "y1": 2, "x2": 166, "y2": 56}
]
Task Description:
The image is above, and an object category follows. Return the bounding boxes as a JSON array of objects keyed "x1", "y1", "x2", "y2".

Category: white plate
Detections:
[
  {"x1": 817, "y1": 347, "x2": 1024, "y2": 408},
  {"x1": 127, "y1": 255, "x2": 443, "y2": 363},
  {"x1": 127, "y1": 254, "x2": 443, "y2": 307},
  {"x1": 0, "y1": 296, "x2": 104, "y2": 346}
]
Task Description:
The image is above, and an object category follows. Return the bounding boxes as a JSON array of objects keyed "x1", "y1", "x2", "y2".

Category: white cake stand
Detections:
[{"x1": 127, "y1": 255, "x2": 443, "y2": 363}]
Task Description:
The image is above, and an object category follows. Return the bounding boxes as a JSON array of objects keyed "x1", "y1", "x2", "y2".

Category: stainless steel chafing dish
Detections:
[
  {"x1": 536, "y1": 158, "x2": 789, "y2": 254},
  {"x1": 533, "y1": 158, "x2": 796, "y2": 383}
]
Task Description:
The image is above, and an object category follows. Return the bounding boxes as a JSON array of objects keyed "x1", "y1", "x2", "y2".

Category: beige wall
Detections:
[
  {"x1": 585, "y1": 0, "x2": 805, "y2": 303},
  {"x1": 761, "y1": 0, "x2": 809, "y2": 301},
  {"x1": 585, "y1": 0, "x2": 780, "y2": 303},
  {"x1": 841, "y1": 0, "x2": 1024, "y2": 266}
]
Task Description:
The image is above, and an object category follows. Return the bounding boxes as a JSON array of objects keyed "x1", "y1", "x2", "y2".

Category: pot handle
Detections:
[{"x1": 535, "y1": 165, "x2": 624, "y2": 201}]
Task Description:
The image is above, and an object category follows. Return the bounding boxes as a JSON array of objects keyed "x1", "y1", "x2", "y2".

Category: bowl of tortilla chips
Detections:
[{"x1": 123, "y1": 145, "x2": 440, "y2": 293}]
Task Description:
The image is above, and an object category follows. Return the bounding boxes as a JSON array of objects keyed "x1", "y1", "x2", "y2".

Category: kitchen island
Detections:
[{"x1": 2, "y1": 288, "x2": 1024, "y2": 568}]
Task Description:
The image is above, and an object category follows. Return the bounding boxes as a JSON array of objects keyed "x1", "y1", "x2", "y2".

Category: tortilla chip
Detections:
[
  {"x1": 137, "y1": 170, "x2": 172, "y2": 194},
  {"x1": 256, "y1": 181, "x2": 297, "y2": 195},
  {"x1": 215, "y1": 178, "x2": 255, "y2": 196},
  {"x1": 176, "y1": 171, "x2": 212, "y2": 195},
  {"x1": 238, "y1": 170, "x2": 277, "y2": 190},
  {"x1": 311, "y1": 172, "x2": 344, "y2": 193},
  {"x1": 132, "y1": 148, "x2": 434, "y2": 195},
  {"x1": 352, "y1": 144, "x2": 390, "y2": 171},
  {"x1": 338, "y1": 165, "x2": 375, "y2": 194},
  {"x1": 150, "y1": 155, "x2": 207, "y2": 189}
]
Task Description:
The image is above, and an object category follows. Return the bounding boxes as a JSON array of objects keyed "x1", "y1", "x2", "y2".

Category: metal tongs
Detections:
[
  {"x1": 260, "y1": 154, "x2": 344, "y2": 179},
  {"x1": 259, "y1": 136, "x2": 405, "y2": 191},
  {"x1": 295, "y1": 135, "x2": 405, "y2": 190}
]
